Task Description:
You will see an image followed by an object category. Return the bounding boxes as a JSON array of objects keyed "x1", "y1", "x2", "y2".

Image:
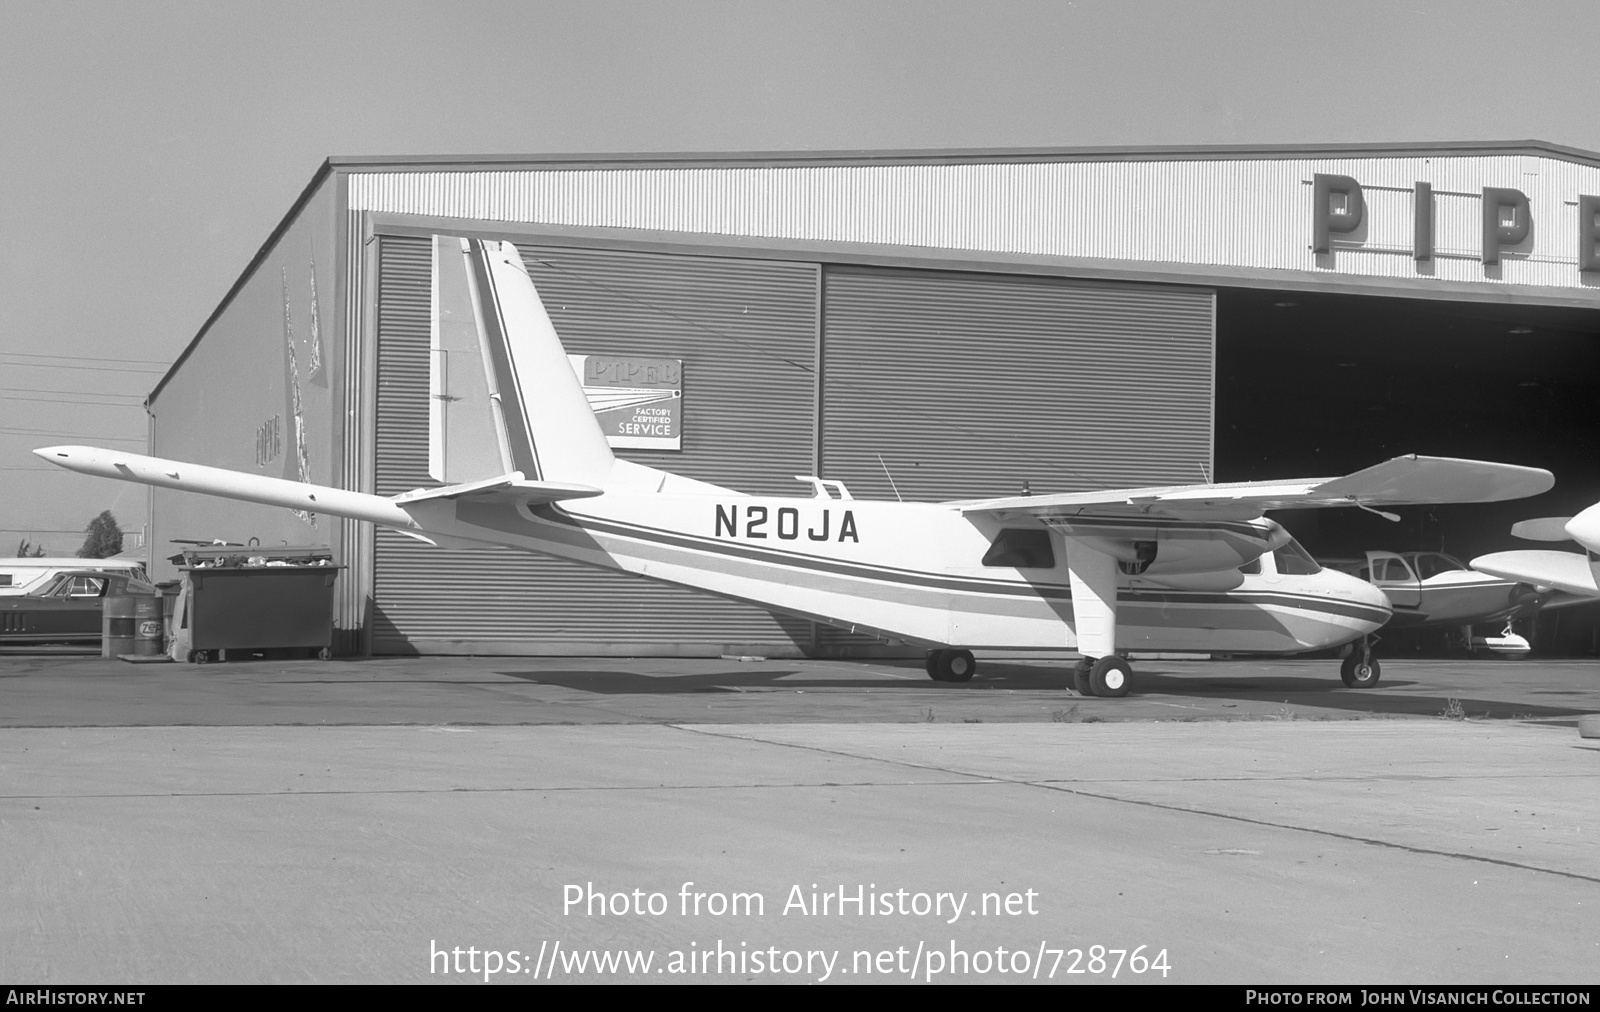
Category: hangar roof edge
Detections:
[
  {"x1": 322, "y1": 139, "x2": 1600, "y2": 172},
  {"x1": 148, "y1": 139, "x2": 1600, "y2": 407}
]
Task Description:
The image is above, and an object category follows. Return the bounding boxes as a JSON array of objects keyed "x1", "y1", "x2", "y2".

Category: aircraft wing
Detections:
[
  {"x1": 1510, "y1": 517, "x2": 1575, "y2": 542},
  {"x1": 959, "y1": 455, "x2": 1553, "y2": 520},
  {"x1": 1470, "y1": 550, "x2": 1599, "y2": 598}
]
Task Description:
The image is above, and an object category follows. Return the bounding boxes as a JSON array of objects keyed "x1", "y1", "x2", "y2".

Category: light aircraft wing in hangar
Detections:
[
  {"x1": 1472, "y1": 502, "x2": 1600, "y2": 600},
  {"x1": 35, "y1": 237, "x2": 1556, "y2": 698}
]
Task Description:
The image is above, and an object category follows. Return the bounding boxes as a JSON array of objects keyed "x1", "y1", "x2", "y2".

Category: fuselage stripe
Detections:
[{"x1": 505, "y1": 504, "x2": 1391, "y2": 625}]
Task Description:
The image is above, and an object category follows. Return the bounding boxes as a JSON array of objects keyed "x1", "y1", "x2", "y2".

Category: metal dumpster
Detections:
[{"x1": 171, "y1": 545, "x2": 342, "y2": 663}]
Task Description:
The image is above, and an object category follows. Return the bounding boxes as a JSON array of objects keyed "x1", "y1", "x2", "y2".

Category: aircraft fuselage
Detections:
[{"x1": 426, "y1": 489, "x2": 1392, "y2": 655}]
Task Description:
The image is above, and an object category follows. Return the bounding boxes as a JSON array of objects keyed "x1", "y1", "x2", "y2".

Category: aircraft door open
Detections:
[{"x1": 1366, "y1": 551, "x2": 1421, "y2": 611}]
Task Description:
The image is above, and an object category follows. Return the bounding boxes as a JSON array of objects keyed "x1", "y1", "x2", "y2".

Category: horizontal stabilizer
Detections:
[
  {"x1": 1471, "y1": 550, "x2": 1598, "y2": 598},
  {"x1": 391, "y1": 473, "x2": 603, "y2": 508},
  {"x1": 35, "y1": 445, "x2": 416, "y2": 529},
  {"x1": 959, "y1": 455, "x2": 1553, "y2": 521},
  {"x1": 1510, "y1": 517, "x2": 1574, "y2": 542}
]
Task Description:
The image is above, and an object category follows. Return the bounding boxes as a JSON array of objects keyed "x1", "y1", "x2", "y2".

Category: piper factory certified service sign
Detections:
[{"x1": 568, "y1": 355, "x2": 683, "y2": 450}]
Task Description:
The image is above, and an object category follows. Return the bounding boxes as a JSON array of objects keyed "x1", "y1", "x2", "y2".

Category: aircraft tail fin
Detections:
[{"x1": 442, "y1": 238, "x2": 617, "y2": 488}]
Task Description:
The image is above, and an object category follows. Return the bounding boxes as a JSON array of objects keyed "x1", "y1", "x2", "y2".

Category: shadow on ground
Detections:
[{"x1": 501, "y1": 661, "x2": 1594, "y2": 721}]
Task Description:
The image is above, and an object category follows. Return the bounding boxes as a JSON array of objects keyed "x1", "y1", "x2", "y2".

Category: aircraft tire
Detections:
[
  {"x1": 1071, "y1": 658, "x2": 1095, "y2": 696},
  {"x1": 935, "y1": 649, "x2": 976, "y2": 683},
  {"x1": 1340, "y1": 653, "x2": 1381, "y2": 688},
  {"x1": 924, "y1": 649, "x2": 944, "y2": 680},
  {"x1": 1090, "y1": 656, "x2": 1133, "y2": 697}
]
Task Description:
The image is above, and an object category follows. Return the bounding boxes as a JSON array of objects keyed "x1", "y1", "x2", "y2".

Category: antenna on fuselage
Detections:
[{"x1": 876, "y1": 453, "x2": 903, "y2": 502}]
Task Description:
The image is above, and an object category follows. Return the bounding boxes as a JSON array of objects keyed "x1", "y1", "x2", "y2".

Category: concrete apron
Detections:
[{"x1": 2, "y1": 720, "x2": 1596, "y2": 984}]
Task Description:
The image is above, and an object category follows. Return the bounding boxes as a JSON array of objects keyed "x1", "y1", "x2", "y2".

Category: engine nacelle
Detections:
[{"x1": 1048, "y1": 518, "x2": 1290, "y2": 576}]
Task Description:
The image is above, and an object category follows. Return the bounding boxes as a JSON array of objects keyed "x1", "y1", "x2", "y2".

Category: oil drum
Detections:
[
  {"x1": 102, "y1": 595, "x2": 135, "y2": 658},
  {"x1": 132, "y1": 595, "x2": 164, "y2": 656}
]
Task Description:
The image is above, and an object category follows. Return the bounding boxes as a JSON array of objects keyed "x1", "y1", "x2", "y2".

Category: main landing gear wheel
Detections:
[
  {"x1": 1340, "y1": 653, "x2": 1381, "y2": 689},
  {"x1": 1071, "y1": 658, "x2": 1095, "y2": 696},
  {"x1": 1089, "y1": 656, "x2": 1133, "y2": 698},
  {"x1": 926, "y1": 648, "x2": 976, "y2": 683}
]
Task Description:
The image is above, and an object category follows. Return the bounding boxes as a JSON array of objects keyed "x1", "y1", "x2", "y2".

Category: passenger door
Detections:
[
  {"x1": 25, "y1": 575, "x2": 107, "y2": 641},
  {"x1": 1366, "y1": 551, "x2": 1421, "y2": 611}
]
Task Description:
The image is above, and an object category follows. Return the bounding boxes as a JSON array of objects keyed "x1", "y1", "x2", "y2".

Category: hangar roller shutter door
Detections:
[
  {"x1": 820, "y1": 266, "x2": 1214, "y2": 499},
  {"x1": 371, "y1": 236, "x2": 819, "y2": 655},
  {"x1": 817, "y1": 266, "x2": 1214, "y2": 652}
]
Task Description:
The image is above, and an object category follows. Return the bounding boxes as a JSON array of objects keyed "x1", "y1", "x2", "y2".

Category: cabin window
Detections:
[
  {"x1": 982, "y1": 529, "x2": 1055, "y2": 569},
  {"x1": 1273, "y1": 541, "x2": 1322, "y2": 576},
  {"x1": 0, "y1": 575, "x2": 11, "y2": 586},
  {"x1": 1374, "y1": 558, "x2": 1415, "y2": 582},
  {"x1": 1413, "y1": 553, "x2": 1465, "y2": 580}
]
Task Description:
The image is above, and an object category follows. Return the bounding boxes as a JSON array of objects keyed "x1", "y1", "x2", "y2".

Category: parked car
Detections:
[
  {"x1": 0, "y1": 558, "x2": 150, "y2": 597},
  {"x1": 0, "y1": 570, "x2": 159, "y2": 644}
]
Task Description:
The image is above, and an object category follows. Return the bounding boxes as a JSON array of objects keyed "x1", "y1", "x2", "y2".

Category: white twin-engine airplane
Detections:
[{"x1": 37, "y1": 239, "x2": 1556, "y2": 697}]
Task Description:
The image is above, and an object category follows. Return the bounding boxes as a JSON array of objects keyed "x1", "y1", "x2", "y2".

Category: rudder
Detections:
[{"x1": 441, "y1": 238, "x2": 616, "y2": 487}]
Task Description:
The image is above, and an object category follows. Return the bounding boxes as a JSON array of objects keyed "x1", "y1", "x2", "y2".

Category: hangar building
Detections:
[{"x1": 145, "y1": 143, "x2": 1600, "y2": 657}]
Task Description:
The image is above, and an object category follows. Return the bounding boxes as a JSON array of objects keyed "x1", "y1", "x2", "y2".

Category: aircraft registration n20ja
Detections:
[{"x1": 37, "y1": 239, "x2": 1556, "y2": 697}]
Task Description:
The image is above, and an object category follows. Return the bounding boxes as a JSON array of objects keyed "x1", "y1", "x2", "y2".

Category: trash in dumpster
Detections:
[{"x1": 168, "y1": 544, "x2": 343, "y2": 663}]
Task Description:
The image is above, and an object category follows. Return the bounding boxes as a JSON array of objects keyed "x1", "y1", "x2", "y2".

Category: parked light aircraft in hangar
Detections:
[
  {"x1": 36, "y1": 239, "x2": 1555, "y2": 697},
  {"x1": 1471, "y1": 503, "x2": 1600, "y2": 604},
  {"x1": 1324, "y1": 549, "x2": 1595, "y2": 662}
]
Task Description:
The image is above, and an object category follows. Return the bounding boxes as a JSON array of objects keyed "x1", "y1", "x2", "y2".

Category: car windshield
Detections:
[
  {"x1": 1409, "y1": 553, "x2": 1467, "y2": 580},
  {"x1": 1273, "y1": 539, "x2": 1322, "y2": 576},
  {"x1": 49, "y1": 575, "x2": 107, "y2": 598}
]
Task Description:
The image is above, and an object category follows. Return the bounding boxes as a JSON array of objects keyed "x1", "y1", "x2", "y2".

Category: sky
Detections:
[{"x1": 2, "y1": 0, "x2": 1598, "y2": 553}]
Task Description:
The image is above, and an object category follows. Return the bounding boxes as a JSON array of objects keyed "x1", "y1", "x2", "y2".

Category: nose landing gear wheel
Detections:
[
  {"x1": 1089, "y1": 656, "x2": 1133, "y2": 697},
  {"x1": 928, "y1": 649, "x2": 976, "y2": 682},
  {"x1": 1340, "y1": 653, "x2": 1381, "y2": 688}
]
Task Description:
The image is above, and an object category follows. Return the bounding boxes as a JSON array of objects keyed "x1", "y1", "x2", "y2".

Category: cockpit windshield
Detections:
[
  {"x1": 1272, "y1": 539, "x2": 1322, "y2": 576},
  {"x1": 1407, "y1": 552, "x2": 1467, "y2": 580}
]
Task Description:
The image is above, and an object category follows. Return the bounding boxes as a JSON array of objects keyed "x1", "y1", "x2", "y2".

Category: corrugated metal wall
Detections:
[
  {"x1": 819, "y1": 266, "x2": 1214, "y2": 501},
  {"x1": 347, "y1": 155, "x2": 1600, "y2": 291},
  {"x1": 371, "y1": 235, "x2": 819, "y2": 655},
  {"x1": 813, "y1": 266, "x2": 1214, "y2": 654},
  {"x1": 370, "y1": 238, "x2": 1214, "y2": 657}
]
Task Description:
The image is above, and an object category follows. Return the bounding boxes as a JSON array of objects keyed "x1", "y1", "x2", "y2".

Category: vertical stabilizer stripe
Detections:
[{"x1": 467, "y1": 240, "x2": 541, "y2": 479}]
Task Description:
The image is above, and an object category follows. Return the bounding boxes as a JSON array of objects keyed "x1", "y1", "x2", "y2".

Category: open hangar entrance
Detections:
[{"x1": 1214, "y1": 287, "x2": 1600, "y2": 656}]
